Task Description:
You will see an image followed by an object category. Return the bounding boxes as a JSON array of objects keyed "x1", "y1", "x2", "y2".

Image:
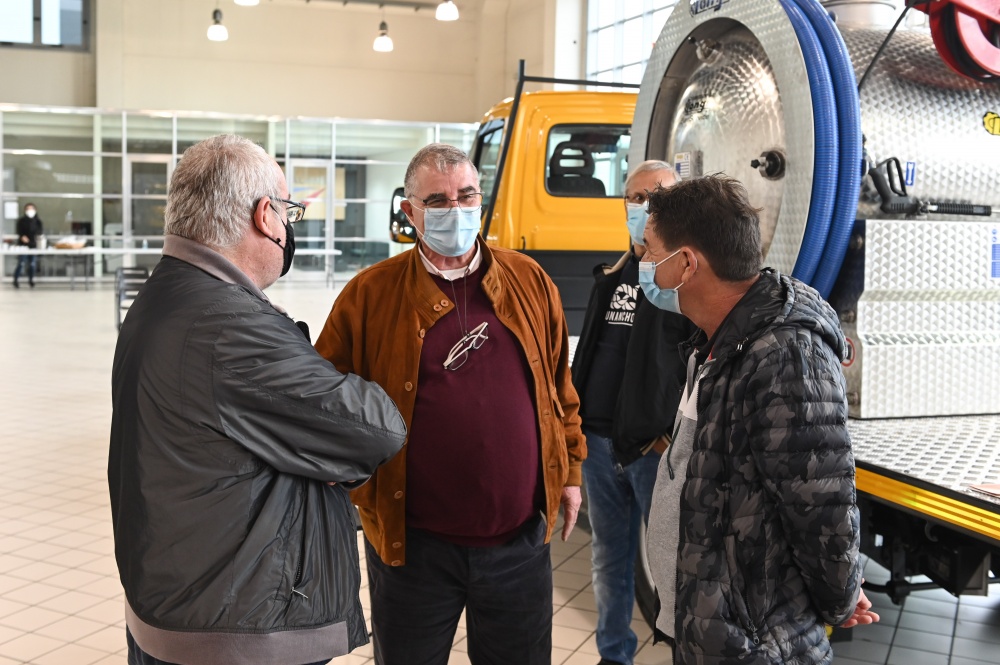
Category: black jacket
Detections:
[
  {"x1": 16, "y1": 215, "x2": 43, "y2": 248},
  {"x1": 571, "y1": 250, "x2": 698, "y2": 466},
  {"x1": 109, "y1": 254, "x2": 407, "y2": 665}
]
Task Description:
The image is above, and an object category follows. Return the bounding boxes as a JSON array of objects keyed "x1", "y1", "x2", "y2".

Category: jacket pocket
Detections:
[{"x1": 723, "y1": 534, "x2": 761, "y2": 647}]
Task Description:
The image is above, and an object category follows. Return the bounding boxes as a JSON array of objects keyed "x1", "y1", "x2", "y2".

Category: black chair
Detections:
[
  {"x1": 546, "y1": 141, "x2": 607, "y2": 197},
  {"x1": 115, "y1": 267, "x2": 149, "y2": 331}
]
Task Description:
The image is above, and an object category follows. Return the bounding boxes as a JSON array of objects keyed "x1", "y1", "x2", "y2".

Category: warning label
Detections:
[{"x1": 985, "y1": 112, "x2": 1000, "y2": 137}]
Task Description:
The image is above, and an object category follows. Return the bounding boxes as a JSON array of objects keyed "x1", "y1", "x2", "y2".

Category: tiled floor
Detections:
[{"x1": 1, "y1": 279, "x2": 999, "y2": 665}]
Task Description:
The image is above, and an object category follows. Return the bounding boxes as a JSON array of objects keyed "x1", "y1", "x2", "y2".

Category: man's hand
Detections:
[
  {"x1": 20, "y1": 235, "x2": 29, "y2": 244},
  {"x1": 841, "y1": 584, "x2": 880, "y2": 628},
  {"x1": 560, "y1": 486, "x2": 582, "y2": 541}
]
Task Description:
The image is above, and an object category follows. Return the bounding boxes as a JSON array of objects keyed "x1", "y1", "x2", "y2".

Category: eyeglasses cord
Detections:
[{"x1": 446, "y1": 266, "x2": 470, "y2": 337}]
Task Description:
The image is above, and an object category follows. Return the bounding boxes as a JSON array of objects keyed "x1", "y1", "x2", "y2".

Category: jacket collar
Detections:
[
  {"x1": 403, "y1": 236, "x2": 502, "y2": 325},
  {"x1": 696, "y1": 268, "x2": 845, "y2": 364},
  {"x1": 417, "y1": 243, "x2": 483, "y2": 280},
  {"x1": 162, "y1": 234, "x2": 276, "y2": 309},
  {"x1": 688, "y1": 269, "x2": 785, "y2": 364}
]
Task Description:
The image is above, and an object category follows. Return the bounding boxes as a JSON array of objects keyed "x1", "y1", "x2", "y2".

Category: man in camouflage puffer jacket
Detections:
[{"x1": 637, "y1": 174, "x2": 879, "y2": 665}]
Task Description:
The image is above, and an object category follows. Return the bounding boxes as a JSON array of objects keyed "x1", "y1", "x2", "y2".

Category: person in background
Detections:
[
  {"x1": 315, "y1": 143, "x2": 585, "y2": 665},
  {"x1": 13, "y1": 202, "x2": 43, "y2": 288},
  {"x1": 640, "y1": 174, "x2": 878, "y2": 664},
  {"x1": 109, "y1": 134, "x2": 407, "y2": 665},
  {"x1": 570, "y1": 160, "x2": 697, "y2": 665}
]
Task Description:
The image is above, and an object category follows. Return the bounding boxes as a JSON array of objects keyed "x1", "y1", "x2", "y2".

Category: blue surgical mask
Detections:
[
  {"x1": 625, "y1": 202, "x2": 648, "y2": 246},
  {"x1": 417, "y1": 206, "x2": 480, "y2": 257},
  {"x1": 638, "y1": 249, "x2": 684, "y2": 314}
]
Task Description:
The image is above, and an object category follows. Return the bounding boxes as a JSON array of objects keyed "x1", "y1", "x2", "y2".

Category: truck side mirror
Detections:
[{"x1": 390, "y1": 186, "x2": 416, "y2": 244}]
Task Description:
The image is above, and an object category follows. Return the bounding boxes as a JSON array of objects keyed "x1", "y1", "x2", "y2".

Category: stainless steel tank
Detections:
[{"x1": 629, "y1": 0, "x2": 1000, "y2": 418}]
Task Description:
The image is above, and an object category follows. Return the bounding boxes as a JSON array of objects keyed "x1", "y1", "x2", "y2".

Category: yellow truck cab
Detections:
[
  {"x1": 473, "y1": 90, "x2": 637, "y2": 333},
  {"x1": 391, "y1": 77, "x2": 638, "y2": 334}
]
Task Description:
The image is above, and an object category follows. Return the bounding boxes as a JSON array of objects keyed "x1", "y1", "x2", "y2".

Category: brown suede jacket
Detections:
[{"x1": 314, "y1": 240, "x2": 585, "y2": 566}]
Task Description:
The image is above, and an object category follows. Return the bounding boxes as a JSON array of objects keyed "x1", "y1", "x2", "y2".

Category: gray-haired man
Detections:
[{"x1": 110, "y1": 134, "x2": 407, "y2": 665}]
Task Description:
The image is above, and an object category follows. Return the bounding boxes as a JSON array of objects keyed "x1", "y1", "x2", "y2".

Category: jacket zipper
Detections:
[
  {"x1": 711, "y1": 335, "x2": 761, "y2": 647},
  {"x1": 291, "y1": 559, "x2": 308, "y2": 599},
  {"x1": 291, "y1": 506, "x2": 308, "y2": 599}
]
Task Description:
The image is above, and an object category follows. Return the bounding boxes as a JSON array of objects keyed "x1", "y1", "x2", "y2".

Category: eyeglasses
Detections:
[
  {"x1": 443, "y1": 321, "x2": 489, "y2": 371},
  {"x1": 624, "y1": 188, "x2": 653, "y2": 206},
  {"x1": 268, "y1": 196, "x2": 307, "y2": 223},
  {"x1": 410, "y1": 192, "x2": 484, "y2": 212}
]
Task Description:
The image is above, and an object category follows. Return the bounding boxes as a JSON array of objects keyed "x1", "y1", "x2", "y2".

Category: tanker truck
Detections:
[{"x1": 627, "y1": 0, "x2": 1000, "y2": 617}]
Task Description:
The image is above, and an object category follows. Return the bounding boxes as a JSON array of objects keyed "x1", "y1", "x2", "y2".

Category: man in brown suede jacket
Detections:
[{"x1": 315, "y1": 143, "x2": 585, "y2": 665}]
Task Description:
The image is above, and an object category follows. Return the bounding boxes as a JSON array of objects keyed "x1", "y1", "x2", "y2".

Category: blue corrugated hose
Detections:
[
  {"x1": 779, "y1": 0, "x2": 838, "y2": 286},
  {"x1": 791, "y1": 0, "x2": 863, "y2": 299}
]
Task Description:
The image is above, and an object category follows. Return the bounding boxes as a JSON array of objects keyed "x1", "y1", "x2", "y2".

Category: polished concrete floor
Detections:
[{"x1": 0, "y1": 278, "x2": 998, "y2": 665}]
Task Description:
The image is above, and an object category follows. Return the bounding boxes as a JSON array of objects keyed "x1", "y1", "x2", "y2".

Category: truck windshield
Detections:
[{"x1": 545, "y1": 124, "x2": 630, "y2": 198}]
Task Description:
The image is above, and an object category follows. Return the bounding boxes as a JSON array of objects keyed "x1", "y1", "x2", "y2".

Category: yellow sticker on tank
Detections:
[{"x1": 985, "y1": 112, "x2": 1000, "y2": 136}]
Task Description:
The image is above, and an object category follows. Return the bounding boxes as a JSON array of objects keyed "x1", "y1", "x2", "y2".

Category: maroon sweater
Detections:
[{"x1": 405, "y1": 265, "x2": 543, "y2": 546}]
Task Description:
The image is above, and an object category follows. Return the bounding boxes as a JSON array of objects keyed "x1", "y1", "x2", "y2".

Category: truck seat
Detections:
[{"x1": 547, "y1": 141, "x2": 607, "y2": 197}]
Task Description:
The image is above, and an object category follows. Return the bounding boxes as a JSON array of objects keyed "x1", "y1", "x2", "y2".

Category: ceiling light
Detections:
[
  {"x1": 435, "y1": 1, "x2": 459, "y2": 21},
  {"x1": 373, "y1": 19, "x2": 393, "y2": 52},
  {"x1": 234, "y1": 0, "x2": 259, "y2": 5},
  {"x1": 207, "y1": 9, "x2": 229, "y2": 41}
]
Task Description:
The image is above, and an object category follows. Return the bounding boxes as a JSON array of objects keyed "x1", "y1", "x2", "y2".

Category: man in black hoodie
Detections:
[
  {"x1": 13, "y1": 202, "x2": 43, "y2": 288},
  {"x1": 571, "y1": 161, "x2": 695, "y2": 665}
]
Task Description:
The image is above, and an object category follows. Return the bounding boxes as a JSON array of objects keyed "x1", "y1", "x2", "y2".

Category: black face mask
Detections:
[{"x1": 271, "y1": 219, "x2": 295, "y2": 276}]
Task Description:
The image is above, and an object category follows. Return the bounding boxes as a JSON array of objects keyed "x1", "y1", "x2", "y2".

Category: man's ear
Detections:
[
  {"x1": 253, "y1": 197, "x2": 276, "y2": 240},
  {"x1": 681, "y1": 247, "x2": 699, "y2": 281},
  {"x1": 399, "y1": 198, "x2": 414, "y2": 222}
]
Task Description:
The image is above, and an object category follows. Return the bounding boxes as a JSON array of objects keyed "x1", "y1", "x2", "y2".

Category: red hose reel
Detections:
[{"x1": 913, "y1": 0, "x2": 1000, "y2": 79}]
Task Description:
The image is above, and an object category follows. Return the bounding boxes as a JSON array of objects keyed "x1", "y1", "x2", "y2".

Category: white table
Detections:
[{"x1": 3, "y1": 246, "x2": 346, "y2": 289}]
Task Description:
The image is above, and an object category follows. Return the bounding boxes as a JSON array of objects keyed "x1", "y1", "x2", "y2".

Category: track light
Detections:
[
  {"x1": 234, "y1": 0, "x2": 259, "y2": 5},
  {"x1": 373, "y1": 5, "x2": 393, "y2": 52},
  {"x1": 207, "y1": 8, "x2": 229, "y2": 41},
  {"x1": 435, "y1": 1, "x2": 459, "y2": 21},
  {"x1": 373, "y1": 20, "x2": 393, "y2": 52}
]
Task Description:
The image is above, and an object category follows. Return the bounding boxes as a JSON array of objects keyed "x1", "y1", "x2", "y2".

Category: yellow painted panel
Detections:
[{"x1": 856, "y1": 468, "x2": 1000, "y2": 542}]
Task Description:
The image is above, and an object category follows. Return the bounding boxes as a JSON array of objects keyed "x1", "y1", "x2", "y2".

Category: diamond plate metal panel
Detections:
[
  {"x1": 841, "y1": 220, "x2": 1000, "y2": 418},
  {"x1": 849, "y1": 415, "x2": 1000, "y2": 507},
  {"x1": 629, "y1": 1, "x2": 814, "y2": 274},
  {"x1": 862, "y1": 221, "x2": 1000, "y2": 293},
  {"x1": 841, "y1": 27, "x2": 1000, "y2": 219}
]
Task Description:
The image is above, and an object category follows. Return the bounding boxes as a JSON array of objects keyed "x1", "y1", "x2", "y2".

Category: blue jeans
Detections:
[
  {"x1": 582, "y1": 428, "x2": 661, "y2": 665},
  {"x1": 13, "y1": 254, "x2": 37, "y2": 284}
]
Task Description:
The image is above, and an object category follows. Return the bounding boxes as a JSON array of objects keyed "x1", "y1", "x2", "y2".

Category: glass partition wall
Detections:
[{"x1": 0, "y1": 106, "x2": 476, "y2": 283}]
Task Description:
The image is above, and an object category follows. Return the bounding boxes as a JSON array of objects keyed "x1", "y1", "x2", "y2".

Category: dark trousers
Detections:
[
  {"x1": 13, "y1": 254, "x2": 37, "y2": 284},
  {"x1": 366, "y1": 515, "x2": 553, "y2": 665},
  {"x1": 126, "y1": 627, "x2": 330, "y2": 665}
]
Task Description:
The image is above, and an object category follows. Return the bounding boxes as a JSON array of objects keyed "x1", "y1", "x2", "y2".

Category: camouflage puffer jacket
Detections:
[{"x1": 671, "y1": 269, "x2": 862, "y2": 665}]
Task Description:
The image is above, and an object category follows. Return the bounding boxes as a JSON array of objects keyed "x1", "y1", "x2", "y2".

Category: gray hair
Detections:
[
  {"x1": 403, "y1": 143, "x2": 478, "y2": 197},
  {"x1": 164, "y1": 134, "x2": 283, "y2": 248},
  {"x1": 625, "y1": 159, "x2": 678, "y2": 192}
]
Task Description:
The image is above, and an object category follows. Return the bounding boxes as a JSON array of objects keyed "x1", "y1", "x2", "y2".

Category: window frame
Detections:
[
  {"x1": 586, "y1": 0, "x2": 678, "y2": 85},
  {"x1": 0, "y1": 0, "x2": 91, "y2": 52}
]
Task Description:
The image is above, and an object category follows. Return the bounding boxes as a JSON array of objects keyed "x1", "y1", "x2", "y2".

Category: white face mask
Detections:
[
  {"x1": 625, "y1": 202, "x2": 648, "y2": 246},
  {"x1": 25, "y1": 209, "x2": 36, "y2": 218},
  {"x1": 413, "y1": 206, "x2": 481, "y2": 257}
]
